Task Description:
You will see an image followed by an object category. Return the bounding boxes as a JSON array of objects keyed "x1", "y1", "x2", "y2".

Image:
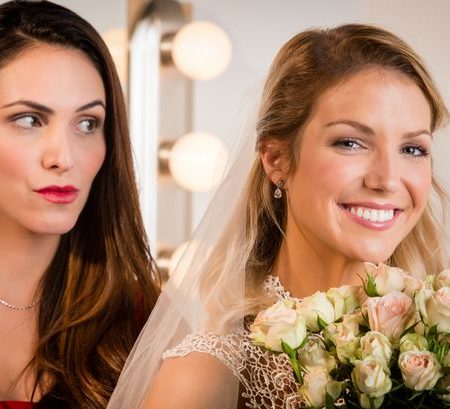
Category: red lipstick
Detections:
[{"x1": 34, "y1": 185, "x2": 79, "y2": 204}]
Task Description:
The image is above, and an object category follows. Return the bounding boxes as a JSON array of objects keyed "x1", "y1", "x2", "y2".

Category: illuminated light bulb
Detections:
[
  {"x1": 172, "y1": 21, "x2": 232, "y2": 80},
  {"x1": 169, "y1": 132, "x2": 228, "y2": 192}
]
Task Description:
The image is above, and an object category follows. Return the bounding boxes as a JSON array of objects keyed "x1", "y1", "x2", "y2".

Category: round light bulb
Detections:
[
  {"x1": 172, "y1": 21, "x2": 232, "y2": 80},
  {"x1": 169, "y1": 132, "x2": 228, "y2": 192}
]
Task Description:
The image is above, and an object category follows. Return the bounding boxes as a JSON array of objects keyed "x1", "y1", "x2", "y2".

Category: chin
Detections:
[
  {"x1": 30, "y1": 218, "x2": 79, "y2": 236},
  {"x1": 347, "y1": 243, "x2": 399, "y2": 264}
]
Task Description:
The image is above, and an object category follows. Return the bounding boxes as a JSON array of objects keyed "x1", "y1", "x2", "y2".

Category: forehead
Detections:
[
  {"x1": 0, "y1": 44, "x2": 105, "y2": 108},
  {"x1": 307, "y1": 68, "x2": 431, "y2": 130}
]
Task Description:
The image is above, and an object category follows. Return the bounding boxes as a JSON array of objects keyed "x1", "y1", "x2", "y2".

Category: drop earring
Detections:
[{"x1": 273, "y1": 180, "x2": 284, "y2": 199}]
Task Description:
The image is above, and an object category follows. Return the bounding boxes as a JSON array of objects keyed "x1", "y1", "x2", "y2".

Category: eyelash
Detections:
[
  {"x1": 332, "y1": 138, "x2": 430, "y2": 159},
  {"x1": 10, "y1": 112, "x2": 101, "y2": 134}
]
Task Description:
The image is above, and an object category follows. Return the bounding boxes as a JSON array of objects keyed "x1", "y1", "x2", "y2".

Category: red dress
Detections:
[{"x1": 0, "y1": 403, "x2": 36, "y2": 409}]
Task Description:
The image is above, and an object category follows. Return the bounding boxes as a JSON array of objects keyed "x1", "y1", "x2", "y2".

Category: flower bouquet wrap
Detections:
[{"x1": 250, "y1": 264, "x2": 450, "y2": 408}]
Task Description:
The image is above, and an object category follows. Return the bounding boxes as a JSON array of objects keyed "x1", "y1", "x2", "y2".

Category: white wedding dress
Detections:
[{"x1": 163, "y1": 276, "x2": 305, "y2": 409}]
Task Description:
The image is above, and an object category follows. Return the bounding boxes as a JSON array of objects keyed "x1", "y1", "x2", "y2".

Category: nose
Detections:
[
  {"x1": 41, "y1": 128, "x2": 74, "y2": 173},
  {"x1": 363, "y1": 148, "x2": 400, "y2": 193}
]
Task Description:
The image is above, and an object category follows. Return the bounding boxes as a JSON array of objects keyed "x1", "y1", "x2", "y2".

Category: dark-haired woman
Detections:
[{"x1": 0, "y1": 1, "x2": 159, "y2": 408}]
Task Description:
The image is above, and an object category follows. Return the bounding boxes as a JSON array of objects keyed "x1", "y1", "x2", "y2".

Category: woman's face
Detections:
[
  {"x1": 0, "y1": 45, "x2": 106, "y2": 236},
  {"x1": 285, "y1": 68, "x2": 432, "y2": 263}
]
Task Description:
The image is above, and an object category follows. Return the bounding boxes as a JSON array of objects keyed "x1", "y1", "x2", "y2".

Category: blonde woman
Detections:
[{"x1": 109, "y1": 24, "x2": 449, "y2": 409}]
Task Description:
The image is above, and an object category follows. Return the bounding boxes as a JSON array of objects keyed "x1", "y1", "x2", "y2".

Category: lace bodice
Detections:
[{"x1": 163, "y1": 276, "x2": 305, "y2": 409}]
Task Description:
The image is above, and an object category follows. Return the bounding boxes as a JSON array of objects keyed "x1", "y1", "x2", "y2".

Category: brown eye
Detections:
[
  {"x1": 76, "y1": 118, "x2": 97, "y2": 134},
  {"x1": 14, "y1": 114, "x2": 42, "y2": 129}
]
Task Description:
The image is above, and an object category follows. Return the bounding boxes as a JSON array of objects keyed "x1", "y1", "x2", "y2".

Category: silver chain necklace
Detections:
[{"x1": 0, "y1": 297, "x2": 40, "y2": 311}]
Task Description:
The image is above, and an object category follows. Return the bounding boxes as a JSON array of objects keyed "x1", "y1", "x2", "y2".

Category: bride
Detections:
[{"x1": 108, "y1": 23, "x2": 449, "y2": 408}]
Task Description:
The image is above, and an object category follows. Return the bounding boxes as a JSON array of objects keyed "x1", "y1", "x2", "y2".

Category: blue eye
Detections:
[
  {"x1": 14, "y1": 114, "x2": 42, "y2": 129},
  {"x1": 402, "y1": 145, "x2": 429, "y2": 158},
  {"x1": 76, "y1": 118, "x2": 97, "y2": 134}
]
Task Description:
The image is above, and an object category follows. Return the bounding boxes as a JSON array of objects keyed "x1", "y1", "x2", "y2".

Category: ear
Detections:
[{"x1": 259, "y1": 139, "x2": 288, "y2": 184}]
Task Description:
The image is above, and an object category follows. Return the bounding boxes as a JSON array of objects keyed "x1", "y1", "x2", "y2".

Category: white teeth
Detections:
[{"x1": 347, "y1": 206, "x2": 395, "y2": 223}]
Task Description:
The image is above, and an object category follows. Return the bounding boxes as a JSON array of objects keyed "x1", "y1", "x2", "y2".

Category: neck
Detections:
[
  {"x1": 273, "y1": 213, "x2": 363, "y2": 298},
  {"x1": 0, "y1": 225, "x2": 60, "y2": 305}
]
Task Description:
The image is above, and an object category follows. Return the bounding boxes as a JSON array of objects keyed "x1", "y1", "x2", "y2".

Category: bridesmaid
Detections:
[{"x1": 0, "y1": 1, "x2": 159, "y2": 408}]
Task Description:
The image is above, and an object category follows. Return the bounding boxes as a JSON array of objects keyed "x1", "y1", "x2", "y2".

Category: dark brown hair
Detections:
[
  {"x1": 248, "y1": 24, "x2": 448, "y2": 288},
  {"x1": 0, "y1": 1, "x2": 159, "y2": 407}
]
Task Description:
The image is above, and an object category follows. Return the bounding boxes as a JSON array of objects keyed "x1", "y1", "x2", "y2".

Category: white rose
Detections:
[
  {"x1": 415, "y1": 284, "x2": 434, "y2": 324},
  {"x1": 250, "y1": 299, "x2": 307, "y2": 352},
  {"x1": 398, "y1": 351, "x2": 442, "y2": 391},
  {"x1": 327, "y1": 285, "x2": 360, "y2": 320},
  {"x1": 399, "y1": 333, "x2": 428, "y2": 353},
  {"x1": 426, "y1": 287, "x2": 450, "y2": 332},
  {"x1": 367, "y1": 291, "x2": 414, "y2": 341},
  {"x1": 299, "y1": 291, "x2": 335, "y2": 332},
  {"x1": 403, "y1": 275, "x2": 423, "y2": 298},
  {"x1": 435, "y1": 269, "x2": 450, "y2": 290},
  {"x1": 329, "y1": 322, "x2": 360, "y2": 364},
  {"x1": 298, "y1": 368, "x2": 341, "y2": 408},
  {"x1": 351, "y1": 357, "x2": 392, "y2": 398},
  {"x1": 358, "y1": 394, "x2": 385, "y2": 409},
  {"x1": 298, "y1": 337, "x2": 336, "y2": 373},
  {"x1": 359, "y1": 331, "x2": 392, "y2": 364},
  {"x1": 364, "y1": 262, "x2": 406, "y2": 296}
]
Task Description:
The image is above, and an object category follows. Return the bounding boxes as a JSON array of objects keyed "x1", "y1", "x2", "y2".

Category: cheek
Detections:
[
  {"x1": 79, "y1": 139, "x2": 106, "y2": 182},
  {"x1": 406, "y1": 163, "x2": 432, "y2": 209},
  {"x1": 0, "y1": 142, "x2": 34, "y2": 185}
]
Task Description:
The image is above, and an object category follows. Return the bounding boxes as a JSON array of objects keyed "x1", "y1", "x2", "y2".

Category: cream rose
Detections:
[
  {"x1": 327, "y1": 285, "x2": 360, "y2": 320},
  {"x1": 435, "y1": 269, "x2": 450, "y2": 290},
  {"x1": 359, "y1": 331, "x2": 392, "y2": 364},
  {"x1": 351, "y1": 357, "x2": 392, "y2": 398},
  {"x1": 358, "y1": 394, "x2": 385, "y2": 409},
  {"x1": 250, "y1": 299, "x2": 307, "y2": 352},
  {"x1": 399, "y1": 333, "x2": 428, "y2": 353},
  {"x1": 367, "y1": 291, "x2": 414, "y2": 341},
  {"x1": 298, "y1": 337, "x2": 336, "y2": 373},
  {"x1": 403, "y1": 275, "x2": 423, "y2": 298},
  {"x1": 426, "y1": 287, "x2": 450, "y2": 333},
  {"x1": 414, "y1": 284, "x2": 434, "y2": 324},
  {"x1": 299, "y1": 291, "x2": 335, "y2": 332},
  {"x1": 298, "y1": 368, "x2": 341, "y2": 408},
  {"x1": 364, "y1": 262, "x2": 406, "y2": 296},
  {"x1": 398, "y1": 351, "x2": 442, "y2": 391},
  {"x1": 327, "y1": 321, "x2": 360, "y2": 364}
]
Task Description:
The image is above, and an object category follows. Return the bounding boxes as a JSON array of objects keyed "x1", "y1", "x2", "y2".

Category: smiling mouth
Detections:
[{"x1": 340, "y1": 204, "x2": 400, "y2": 223}]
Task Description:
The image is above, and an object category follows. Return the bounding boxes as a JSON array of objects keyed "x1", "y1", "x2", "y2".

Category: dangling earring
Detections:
[{"x1": 273, "y1": 180, "x2": 284, "y2": 199}]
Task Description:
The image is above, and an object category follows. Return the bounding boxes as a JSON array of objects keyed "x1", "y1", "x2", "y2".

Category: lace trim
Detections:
[
  {"x1": 163, "y1": 276, "x2": 306, "y2": 409},
  {"x1": 264, "y1": 275, "x2": 292, "y2": 300}
]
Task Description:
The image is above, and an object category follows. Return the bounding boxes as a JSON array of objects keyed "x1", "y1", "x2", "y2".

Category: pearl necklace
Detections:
[{"x1": 0, "y1": 297, "x2": 40, "y2": 310}]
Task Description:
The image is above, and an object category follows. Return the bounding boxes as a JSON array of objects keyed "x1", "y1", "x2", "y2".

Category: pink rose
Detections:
[
  {"x1": 367, "y1": 291, "x2": 414, "y2": 341},
  {"x1": 399, "y1": 351, "x2": 442, "y2": 391},
  {"x1": 426, "y1": 287, "x2": 450, "y2": 332}
]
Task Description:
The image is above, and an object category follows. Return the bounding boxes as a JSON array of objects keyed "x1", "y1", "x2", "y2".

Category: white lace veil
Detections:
[{"x1": 107, "y1": 87, "x2": 263, "y2": 408}]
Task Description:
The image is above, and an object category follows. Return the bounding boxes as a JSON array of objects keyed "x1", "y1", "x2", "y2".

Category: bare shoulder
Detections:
[{"x1": 142, "y1": 352, "x2": 238, "y2": 409}]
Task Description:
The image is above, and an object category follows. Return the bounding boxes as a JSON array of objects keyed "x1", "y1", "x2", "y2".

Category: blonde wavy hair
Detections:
[{"x1": 202, "y1": 24, "x2": 449, "y2": 330}]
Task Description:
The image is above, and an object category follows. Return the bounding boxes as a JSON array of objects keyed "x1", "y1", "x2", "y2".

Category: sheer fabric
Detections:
[
  {"x1": 163, "y1": 276, "x2": 305, "y2": 409},
  {"x1": 107, "y1": 91, "x2": 262, "y2": 409}
]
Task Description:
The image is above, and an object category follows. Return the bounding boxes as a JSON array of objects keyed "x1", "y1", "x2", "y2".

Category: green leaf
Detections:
[
  {"x1": 317, "y1": 315, "x2": 329, "y2": 331},
  {"x1": 365, "y1": 273, "x2": 379, "y2": 297},
  {"x1": 325, "y1": 392, "x2": 335, "y2": 409}
]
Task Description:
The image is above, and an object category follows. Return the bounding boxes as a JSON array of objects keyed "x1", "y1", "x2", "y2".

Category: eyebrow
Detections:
[
  {"x1": 0, "y1": 99, "x2": 106, "y2": 114},
  {"x1": 325, "y1": 119, "x2": 432, "y2": 139}
]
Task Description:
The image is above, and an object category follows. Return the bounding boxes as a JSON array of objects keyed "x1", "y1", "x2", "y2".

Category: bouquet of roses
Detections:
[{"x1": 250, "y1": 263, "x2": 450, "y2": 409}]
